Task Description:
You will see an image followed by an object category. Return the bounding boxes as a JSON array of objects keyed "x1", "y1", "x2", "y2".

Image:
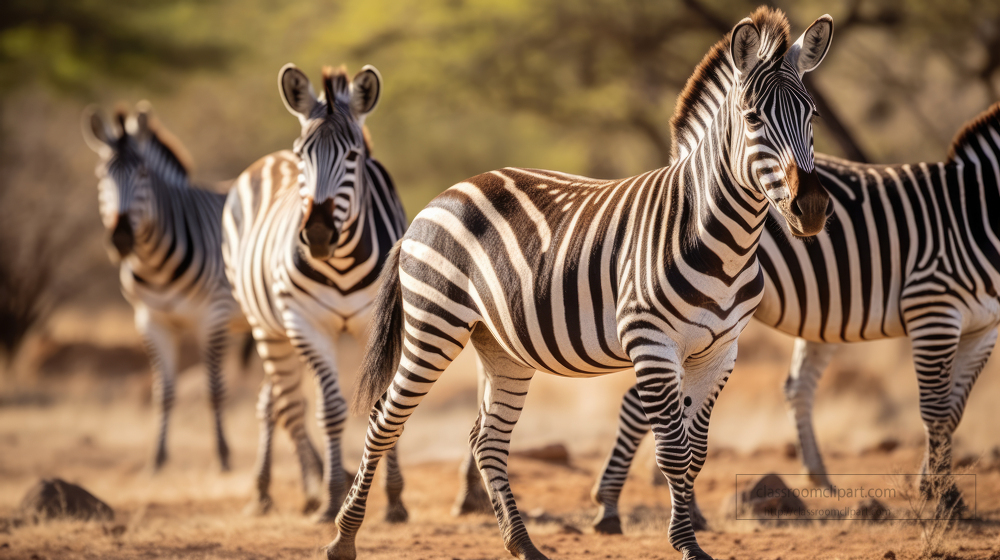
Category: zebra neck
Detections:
[
  {"x1": 142, "y1": 135, "x2": 191, "y2": 189},
  {"x1": 130, "y1": 182, "x2": 184, "y2": 268},
  {"x1": 674, "y1": 110, "x2": 767, "y2": 275},
  {"x1": 954, "y1": 160, "x2": 1000, "y2": 285}
]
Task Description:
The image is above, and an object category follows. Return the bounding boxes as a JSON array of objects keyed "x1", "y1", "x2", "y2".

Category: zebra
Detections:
[
  {"x1": 82, "y1": 104, "x2": 248, "y2": 472},
  {"x1": 590, "y1": 104, "x2": 1000, "y2": 534},
  {"x1": 328, "y1": 8, "x2": 833, "y2": 560},
  {"x1": 221, "y1": 64, "x2": 408, "y2": 522}
]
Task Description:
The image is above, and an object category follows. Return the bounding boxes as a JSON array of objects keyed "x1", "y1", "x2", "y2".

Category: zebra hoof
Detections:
[
  {"x1": 681, "y1": 547, "x2": 714, "y2": 560},
  {"x1": 302, "y1": 496, "x2": 322, "y2": 515},
  {"x1": 325, "y1": 535, "x2": 356, "y2": 560},
  {"x1": 385, "y1": 501, "x2": 409, "y2": 523},
  {"x1": 592, "y1": 514, "x2": 622, "y2": 535},
  {"x1": 243, "y1": 496, "x2": 273, "y2": 517}
]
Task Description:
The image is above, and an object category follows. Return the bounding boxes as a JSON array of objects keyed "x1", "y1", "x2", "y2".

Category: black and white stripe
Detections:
[
  {"x1": 83, "y1": 104, "x2": 246, "y2": 472},
  {"x1": 221, "y1": 64, "x2": 407, "y2": 521},
  {"x1": 593, "y1": 82, "x2": 1000, "y2": 535},
  {"x1": 328, "y1": 9, "x2": 833, "y2": 560}
]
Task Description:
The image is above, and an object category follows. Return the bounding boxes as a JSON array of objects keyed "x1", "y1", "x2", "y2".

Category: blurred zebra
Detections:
[
  {"x1": 591, "y1": 102, "x2": 1000, "y2": 534},
  {"x1": 222, "y1": 64, "x2": 407, "y2": 521},
  {"x1": 82, "y1": 104, "x2": 248, "y2": 472},
  {"x1": 328, "y1": 8, "x2": 832, "y2": 560}
]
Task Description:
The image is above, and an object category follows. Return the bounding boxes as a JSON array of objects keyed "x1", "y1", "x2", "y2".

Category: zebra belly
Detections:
[{"x1": 755, "y1": 219, "x2": 907, "y2": 343}]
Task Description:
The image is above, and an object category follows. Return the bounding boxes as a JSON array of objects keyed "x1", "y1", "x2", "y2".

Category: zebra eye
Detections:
[{"x1": 744, "y1": 111, "x2": 763, "y2": 126}]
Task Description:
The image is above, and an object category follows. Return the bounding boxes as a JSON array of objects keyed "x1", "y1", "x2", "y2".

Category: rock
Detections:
[
  {"x1": 512, "y1": 443, "x2": 570, "y2": 465},
  {"x1": 783, "y1": 442, "x2": 798, "y2": 459},
  {"x1": 855, "y1": 498, "x2": 890, "y2": 522},
  {"x1": 883, "y1": 552, "x2": 896, "y2": 560},
  {"x1": 954, "y1": 454, "x2": 977, "y2": 470},
  {"x1": 19, "y1": 479, "x2": 113, "y2": 522},
  {"x1": 737, "y1": 474, "x2": 807, "y2": 519},
  {"x1": 862, "y1": 438, "x2": 900, "y2": 455}
]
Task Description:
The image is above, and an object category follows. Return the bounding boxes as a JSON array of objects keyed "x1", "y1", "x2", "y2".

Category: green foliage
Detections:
[{"x1": 0, "y1": 0, "x2": 235, "y2": 94}]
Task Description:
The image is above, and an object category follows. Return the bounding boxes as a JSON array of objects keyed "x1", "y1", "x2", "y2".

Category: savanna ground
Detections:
[{"x1": 2, "y1": 309, "x2": 1000, "y2": 560}]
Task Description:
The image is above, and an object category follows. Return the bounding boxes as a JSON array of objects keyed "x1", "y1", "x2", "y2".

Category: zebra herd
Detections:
[{"x1": 78, "y1": 7, "x2": 1000, "y2": 560}]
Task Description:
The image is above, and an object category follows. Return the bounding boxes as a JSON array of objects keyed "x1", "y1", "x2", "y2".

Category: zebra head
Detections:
[
  {"x1": 727, "y1": 11, "x2": 834, "y2": 237},
  {"x1": 278, "y1": 63, "x2": 382, "y2": 260},
  {"x1": 83, "y1": 106, "x2": 153, "y2": 261}
]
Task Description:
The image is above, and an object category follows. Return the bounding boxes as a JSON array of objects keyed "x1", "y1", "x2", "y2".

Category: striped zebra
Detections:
[
  {"x1": 591, "y1": 104, "x2": 1000, "y2": 534},
  {"x1": 328, "y1": 8, "x2": 833, "y2": 560},
  {"x1": 82, "y1": 104, "x2": 247, "y2": 472},
  {"x1": 221, "y1": 64, "x2": 407, "y2": 521}
]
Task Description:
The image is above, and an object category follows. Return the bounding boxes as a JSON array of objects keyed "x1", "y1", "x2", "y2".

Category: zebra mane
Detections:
[
  {"x1": 322, "y1": 65, "x2": 351, "y2": 113},
  {"x1": 318, "y1": 65, "x2": 374, "y2": 155},
  {"x1": 669, "y1": 6, "x2": 791, "y2": 163},
  {"x1": 947, "y1": 102, "x2": 1000, "y2": 163},
  {"x1": 134, "y1": 108, "x2": 194, "y2": 178}
]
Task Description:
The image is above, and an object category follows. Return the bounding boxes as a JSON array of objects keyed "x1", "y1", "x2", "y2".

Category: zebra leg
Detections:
[
  {"x1": 592, "y1": 385, "x2": 645, "y2": 534},
  {"x1": 453, "y1": 357, "x2": 492, "y2": 516},
  {"x1": 592, "y1": 384, "x2": 709, "y2": 534},
  {"x1": 382, "y1": 446, "x2": 408, "y2": 523},
  {"x1": 631, "y1": 344, "x2": 712, "y2": 560},
  {"x1": 782, "y1": 338, "x2": 837, "y2": 488},
  {"x1": 919, "y1": 326, "x2": 996, "y2": 517},
  {"x1": 282, "y1": 309, "x2": 366, "y2": 523},
  {"x1": 197, "y1": 322, "x2": 231, "y2": 472},
  {"x1": 254, "y1": 338, "x2": 324, "y2": 514},
  {"x1": 244, "y1": 377, "x2": 276, "y2": 516},
  {"x1": 905, "y1": 308, "x2": 965, "y2": 516},
  {"x1": 328, "y1": 320, "x2": 471, "y2": 560},
  {"x1": 466, "y1": 326, "x2": 546, "y2": 560},
  {"x1": 136, "y1": 308, "x2": 179, "y2": 472}
]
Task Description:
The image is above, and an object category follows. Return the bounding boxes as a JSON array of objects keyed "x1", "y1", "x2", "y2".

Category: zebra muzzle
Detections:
[
  {"x1": 302, "y1": 199, "x2": 339, "y2": 259},
  {"x1": 110, "y1": 216, "x2": 134, "y2": 257},
  {"x1": 786, "y1": 167, "x2": 830, "y2": 237}
]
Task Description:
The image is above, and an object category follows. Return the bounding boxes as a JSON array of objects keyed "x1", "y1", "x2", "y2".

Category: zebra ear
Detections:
[
  {"x1": 278, "y1": 63, "x2": 318, "y2": 124},
  {"x1": 729, "y1": 17, "x2": 760, "y2": 77},
  {"x1": 82, "y1": 105, "x2": 115, "y2": 154},
  {"x1": 787, "y1": 15, "x2": 833, "y2": 78},
  {"x1": 350, "y1": 65, "x2": 382, "y2": 122}
]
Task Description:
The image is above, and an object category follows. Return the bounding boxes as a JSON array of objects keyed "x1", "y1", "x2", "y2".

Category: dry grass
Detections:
[{"x1": 2, "y1": 314, "x2": 1000, "y2": 559}]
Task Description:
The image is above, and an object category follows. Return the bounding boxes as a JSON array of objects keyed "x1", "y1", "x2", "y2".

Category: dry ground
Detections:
[{"x1": 2, "y1": 312, "x2": 1000, "y2": 559}]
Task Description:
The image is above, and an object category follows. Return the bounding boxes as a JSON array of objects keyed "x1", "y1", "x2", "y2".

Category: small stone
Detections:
[
  {"x1": 783, "y1": 443, "x2": 797, "y2": 459},
  {"x1": 883, "y1": 551, "x2": 896, "y2": 560},
  {"x1": 512, "y1": 443, "x2": 570, "y2": 465},
  {"x1": 954, "y1": 454, "x2": 977, "y2": 470},
  {"x1": 856, "y1": 498, "x2": 890, "y2": 522},
  {"x1": 103, "y1": 524, "x2": 127, "y2": 537},
  {"x1": 863, "y1": 438, "x2": 900, "y2": 455},
  {"x1": 558, "y1": 524, "x2": 582, "y2": 534}
]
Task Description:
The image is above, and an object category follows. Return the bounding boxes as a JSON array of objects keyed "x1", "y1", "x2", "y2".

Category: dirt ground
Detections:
[{"x1": 2, "y1": 311, "x2": 1000, "y2": 560}]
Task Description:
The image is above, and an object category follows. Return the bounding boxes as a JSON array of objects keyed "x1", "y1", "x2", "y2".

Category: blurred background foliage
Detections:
[{"x1": 1, "y1": 0, "x2": 999, "y2": 365}]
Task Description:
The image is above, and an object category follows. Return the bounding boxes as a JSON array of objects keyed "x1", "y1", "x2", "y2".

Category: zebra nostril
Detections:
[{"x1": 792, "y1": 198, "x2": 805, "y2": 216}]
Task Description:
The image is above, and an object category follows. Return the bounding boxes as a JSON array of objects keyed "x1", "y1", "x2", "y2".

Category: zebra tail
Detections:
[{"x1": 352, "y1": 240, "x2": 404, "y2": 416}]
